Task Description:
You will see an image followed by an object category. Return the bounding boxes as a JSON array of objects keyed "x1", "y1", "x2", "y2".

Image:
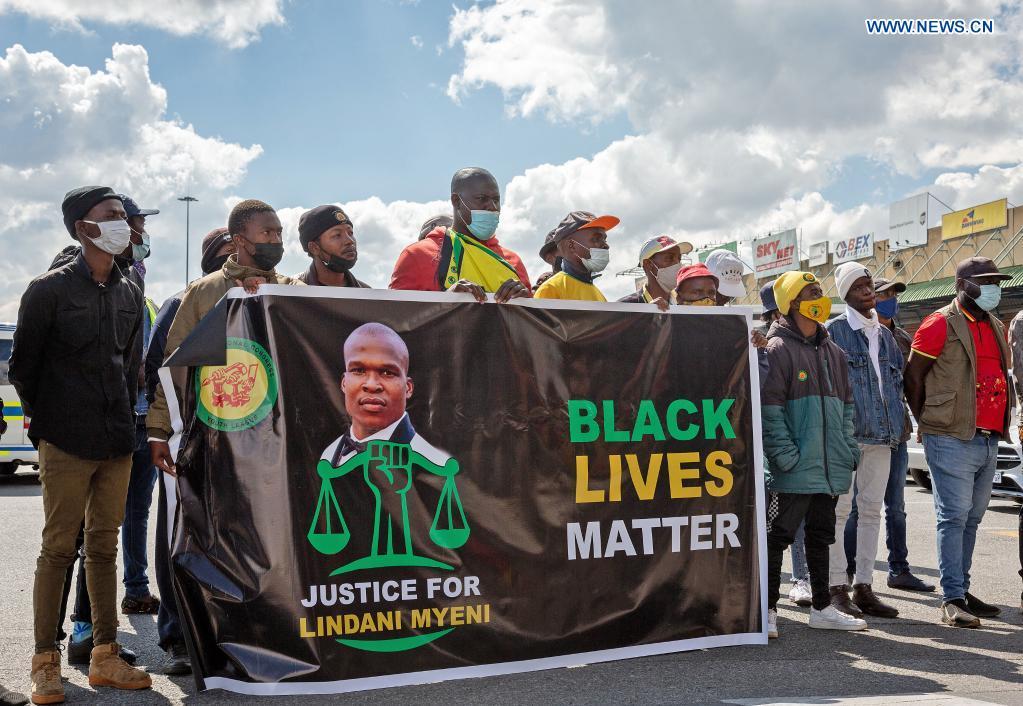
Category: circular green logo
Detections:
[{"x1": 195, "y1": 337, "x2": 278, "y2": 431}]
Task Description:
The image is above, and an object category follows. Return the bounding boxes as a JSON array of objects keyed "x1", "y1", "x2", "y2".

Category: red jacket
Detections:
[{"x1": 389, "y1": 227, "x2": 532, "y2": 292}]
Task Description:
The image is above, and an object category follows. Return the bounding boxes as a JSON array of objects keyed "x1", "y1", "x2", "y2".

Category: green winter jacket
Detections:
[{"x1": 761, "y1": 318, "x2": 859, "y2": 495}]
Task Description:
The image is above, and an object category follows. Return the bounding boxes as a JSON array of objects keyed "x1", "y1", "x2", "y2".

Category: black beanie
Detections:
[
  {"x1": 298, "y1": 205, "x2": 353, "y2": 252},
  {"x1": 61, "y1": 186, "x2": 121, "y2": 238}
]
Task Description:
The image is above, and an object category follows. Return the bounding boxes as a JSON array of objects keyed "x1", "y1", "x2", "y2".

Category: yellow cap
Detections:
[{"x1": 773, "y1": 271, "x2": 818, "y2": 315}]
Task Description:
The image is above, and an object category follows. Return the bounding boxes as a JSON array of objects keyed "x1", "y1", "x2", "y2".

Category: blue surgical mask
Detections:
[
  {"x1": 874, "y1": 297, "x2": 898, "y2": 320},
  {"x1": 459, "y1": 197, "x2": 499, "y2": 240},
  {"x1": 971, "y1": 284, "x2": 1001, "y2": 312},
  {"x1": 131, "y1": 231, "x2": 151, "y2": 262}
]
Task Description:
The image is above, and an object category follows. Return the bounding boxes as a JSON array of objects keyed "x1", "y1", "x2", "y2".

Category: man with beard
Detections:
[{"x1": 296, "y1": 205, "x2": 369, "y2": 287}]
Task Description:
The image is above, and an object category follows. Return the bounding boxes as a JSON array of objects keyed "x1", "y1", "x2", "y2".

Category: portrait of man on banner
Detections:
[{"x1": 308, "y1": 323, "x2": 469, "y2": 576}]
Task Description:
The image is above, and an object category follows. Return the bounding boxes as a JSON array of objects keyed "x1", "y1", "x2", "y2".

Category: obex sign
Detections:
[
  {"x1": 832, "y1": 233, "x2": 873, "y2": 264},
  {"x1": 753, "y1": 229, "x2": 797, "y2": 278}
]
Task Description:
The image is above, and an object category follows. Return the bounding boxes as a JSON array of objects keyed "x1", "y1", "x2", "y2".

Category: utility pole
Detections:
[{"x1": 178, "y1": 196, "x2": 198, "y2": 286}]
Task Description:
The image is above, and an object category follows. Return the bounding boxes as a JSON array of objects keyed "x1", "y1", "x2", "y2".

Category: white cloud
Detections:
[
  {"x1": 0, "y1": 43, "x2": 262, "y2": 320},
  {"x1": 442, "y1": 0, "x2": 1023, "y2": 299},
  {"x1": 410, "y1": 35, "x2": 424, "y2": 49},
  {"x1": 0, "y1": 0, "x2": 284, "y2": 48}
]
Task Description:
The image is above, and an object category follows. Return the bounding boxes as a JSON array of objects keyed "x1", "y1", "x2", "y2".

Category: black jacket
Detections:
[{"x1": 10, "y1": 252, "x2": 143, "y2": 459}]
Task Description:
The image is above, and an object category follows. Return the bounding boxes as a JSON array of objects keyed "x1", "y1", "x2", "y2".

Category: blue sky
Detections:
[{"x1": 0, "y1": 1, "x2": 631, "y2": 206}]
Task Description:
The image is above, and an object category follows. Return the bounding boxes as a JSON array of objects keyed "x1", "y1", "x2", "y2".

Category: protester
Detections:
[
  {"x1": 758, "y1": 282, "x2": 812, "y2": 607},
  {"x1": 296, "y1": 205, "x2": 369, "y2": 287},
  {"x1": 824, "y1": 263, "x2": 903, "y2": 620},
  {"x1": 141, "y1": 227, "x2": 233, "y2": 677},
  {"x1": 845, "y1": 278, "x2": 934, "y2": 593},
  {"x1": 148, "y1": 200, "x2": 305, "y2": 474},
  {"x1": 390, "y1": 168, "x2": 531, "y2": 303},
  {"x1": 673, "y1": 263, "x2": 718, "y2": 306},
  {"x1": 618, "y1": 235, "x2": 692, "y2": 304},
  {"x1": 905, "y1": 256, "x2": 1013, "y2": 628},
  {"x1": 705, "y1": 249, "x2": 747, "y2": 305},
  {"x1": 761, "y1": 270, "x2": 864, "y2": 637},
  {"x1": 11, "y1": 186, "x2": 151, "y2": 701},
  {"x1": 534, "y1": 229, "x2": 561, "y2": 290},
  {"x1": 418, "y1": 214, "x2": 452, "y2": 241},
  {"x1": 534, "y1": 211, "x2": 619, "y2": 301}
]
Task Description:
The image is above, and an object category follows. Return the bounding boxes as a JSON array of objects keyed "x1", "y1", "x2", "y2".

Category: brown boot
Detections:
[
  {"x1": 30, "y1": 651, "x2": 64, "y2": 705},
  {"x1": 829, "y1": 585, "x2": 863, "y2": 618},
  {"x1": 853, "y1": 583, "x2": 899, "y2": 618},
  {"x1": 88, "y1": 643, "x2": 152, "y2": 691}
]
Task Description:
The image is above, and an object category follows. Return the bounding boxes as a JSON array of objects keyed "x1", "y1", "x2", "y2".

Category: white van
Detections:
[{"x1": 0, "y1": 323, "x2": 38, "y2": 475}]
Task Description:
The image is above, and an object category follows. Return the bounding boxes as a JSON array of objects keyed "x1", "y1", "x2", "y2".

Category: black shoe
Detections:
[
  {"x1": 0, "y1": 684, "x2": 29, "y2": 706},
  {"x1": 964, "y1": 592, "x2": 1000, "y2": 618},
  {"x1": 887, "y1": 571, "x2": 936, "y2": 592},
  {"x1": 852, "y1": 583, "x2": 899, "y2": 618},
  {"x1": 162, "y1": 643, "x2": 192, "y2": 676},
  {"x1": 66, "y1": 636, "x2": 137, "y2": 666},
  {"x1": 829, "y1": 585, "x2": 864, "y2": 618}
]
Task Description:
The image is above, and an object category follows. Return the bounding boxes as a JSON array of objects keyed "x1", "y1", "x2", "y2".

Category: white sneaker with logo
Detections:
[
  {"x1": 767, "y1": 608, "x2": 778, "y2": 639},
  {"x1": 809, "y1": 604, "x2": 867, "y2": 631},
  {"x1": 788, "y1": 578, "x2": 812, "y2": 607}
]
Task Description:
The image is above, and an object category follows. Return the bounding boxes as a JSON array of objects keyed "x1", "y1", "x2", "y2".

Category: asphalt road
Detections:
[{"x1": 1, "y1": 469, "x2": 1021, "y2": 706}]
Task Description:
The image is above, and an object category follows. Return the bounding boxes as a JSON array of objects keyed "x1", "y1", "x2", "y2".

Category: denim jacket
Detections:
[{"x1": 825, "y1": 313, "x2": 905, "y2": 447}]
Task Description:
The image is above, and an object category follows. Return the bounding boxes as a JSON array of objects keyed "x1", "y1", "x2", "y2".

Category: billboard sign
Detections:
[
  {"x1": 753, "y1": 229, "x2": 798, "y2": 279},
  {"x1": 941, "y1": 198, "x2": 1008, "y2": 240},
  {"x1": 888, "y1": 194, "x2": 928, "y2": 251},
  {"x1": 807, "y1": 242, "x2": 828, "y2": 267},
  {"x1": 832, "y1": 233, "x2": 874, "y2": 264}
]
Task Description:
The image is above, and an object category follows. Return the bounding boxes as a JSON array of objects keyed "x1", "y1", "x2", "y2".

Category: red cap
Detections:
[{"x1": 676, "y1": 263, "x2": 719, "y2": 287}]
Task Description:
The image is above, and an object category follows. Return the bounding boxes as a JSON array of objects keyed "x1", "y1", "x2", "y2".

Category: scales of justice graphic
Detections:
[{"x1": 307, "y1": 439, "x2": 470, "y2": 575}]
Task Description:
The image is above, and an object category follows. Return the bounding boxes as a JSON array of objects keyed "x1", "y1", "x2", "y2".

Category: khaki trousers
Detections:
[{"x1": 34, "y1": 440, "x2": 131, "y2": 652}]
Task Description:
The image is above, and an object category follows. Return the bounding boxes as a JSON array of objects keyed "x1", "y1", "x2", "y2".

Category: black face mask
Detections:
[
  {"x1": 321, "y1": 253, "x2": 356, "y2": 274},
  {"x1": 249, "y1": 242, "x2": 284, "y2": 271},
  {"x1": 205, "y1": 254, "x2": 230, "y2": 274}
]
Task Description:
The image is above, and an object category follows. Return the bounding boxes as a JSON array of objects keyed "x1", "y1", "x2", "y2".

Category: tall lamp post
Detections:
[{"x1": 178, "y1": 195, "x2": 198, "y2": 286}]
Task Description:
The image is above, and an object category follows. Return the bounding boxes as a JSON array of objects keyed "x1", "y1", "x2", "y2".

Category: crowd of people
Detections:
[{"x1": 2, "y1": 166, "x2": 1022, "y2": 704}]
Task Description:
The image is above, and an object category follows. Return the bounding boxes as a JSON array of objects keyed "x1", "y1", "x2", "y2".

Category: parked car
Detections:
[
  {"x1": 907, "y1": 416, "x2": 1023, "y2": 502},
  {"x1": 0, "y1": 322, "x2": 38, "y2": 475}
]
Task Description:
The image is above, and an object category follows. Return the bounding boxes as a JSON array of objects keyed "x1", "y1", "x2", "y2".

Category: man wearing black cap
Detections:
[
  {"x1": 906, "y1": 257, "x2": 1013, "y2": 627},
  {"x1": 843, "y1": 278, "x2": 934, "y2": 593},
  {"x1": 534, "y1": 211, "x2": 619, "y2": 301},
  {"x1": 390, "y1": 167, "x2": 531, "y2": 302},
  {"x1": 296, "y1": 205, "x2": 369, "y2": 287},
  {"x1": 10, "y1": 186, "x2": 151, "y2": 701}
]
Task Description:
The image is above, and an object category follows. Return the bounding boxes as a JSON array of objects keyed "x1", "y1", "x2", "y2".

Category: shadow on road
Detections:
[{"x1": 0, "y1": 471, "x2": 40, "y2": 496}]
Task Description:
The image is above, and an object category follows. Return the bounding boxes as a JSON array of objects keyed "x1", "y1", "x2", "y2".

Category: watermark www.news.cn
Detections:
[{"x1": 865, "y1": 18, "x2": 994, "y2": 34}]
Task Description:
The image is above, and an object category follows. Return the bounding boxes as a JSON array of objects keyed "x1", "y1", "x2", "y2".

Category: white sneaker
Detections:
[
  {"x1": 788, "y1": 578, "x2": 812, "y2": 607},
  {"x1": 767, "y1": 608, "x2": 778, "y2": 639},
  {"x1": 809, "y1": 604, "x2": 867, "y2": 631}
]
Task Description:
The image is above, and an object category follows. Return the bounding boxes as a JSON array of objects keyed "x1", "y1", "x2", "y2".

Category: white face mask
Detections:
[
  {"x1": 577, "y1": 243, "x2": 610, "y2": 273},
  {"x1": 84, "y1": 219, "x2": 132, "y2": 255},
  {"x1": 654, "y1": 263, "x2": 681, "y2": 291}
]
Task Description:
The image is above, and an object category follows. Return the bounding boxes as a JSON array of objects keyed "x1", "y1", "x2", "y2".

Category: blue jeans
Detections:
[
  {"x1": 122, "y1": 424, "x2": 158, "y2": 598},
  {"x1": 844, "y1": 441, "x2": 910, "y2": 576},
  {"x1": 922, "y1": 432, "x2": 998, "y2": 602}
]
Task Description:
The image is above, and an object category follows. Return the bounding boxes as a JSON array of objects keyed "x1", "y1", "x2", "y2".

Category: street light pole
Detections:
[{"x1": 178, "y1": 196, "x2": 198, "y2": 286}]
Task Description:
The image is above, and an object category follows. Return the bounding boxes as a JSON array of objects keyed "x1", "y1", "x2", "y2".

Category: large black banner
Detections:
[{"x1": 162, "y1": 288, "x2": 767, "y2": 695}]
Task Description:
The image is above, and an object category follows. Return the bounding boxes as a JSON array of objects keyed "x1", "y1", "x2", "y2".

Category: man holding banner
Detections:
[{"x1": 389, "y1": 167, "x2": 531, "y2": 302}]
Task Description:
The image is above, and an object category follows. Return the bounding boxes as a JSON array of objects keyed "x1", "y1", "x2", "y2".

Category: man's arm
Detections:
[
  {"x1": 760, "y1": 345, "x2": 800, "y2": 472},
  {"x1": 144, "y1": 297, "x2": 181, "y2": 404},
  {"x1": 904, "y1": 351, "x2": 936, "y2": 422},
  {"x1": 8, "y1": 279, "x2": 55, "y2": 416},
  {"x1": 123, "y1": 288, "x2": 144, "y2": 408},
  {"x1": 147, "y1": 285, "x2": 203, "y2": 443}
]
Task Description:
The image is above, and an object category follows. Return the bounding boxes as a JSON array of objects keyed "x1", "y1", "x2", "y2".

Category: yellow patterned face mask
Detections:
[
  {"x1": 680, "y1": 297, "x2": 716, "y2": 306},
  {"x1": 798, "y1": 296, "x2": 832, "y2": 323}
]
